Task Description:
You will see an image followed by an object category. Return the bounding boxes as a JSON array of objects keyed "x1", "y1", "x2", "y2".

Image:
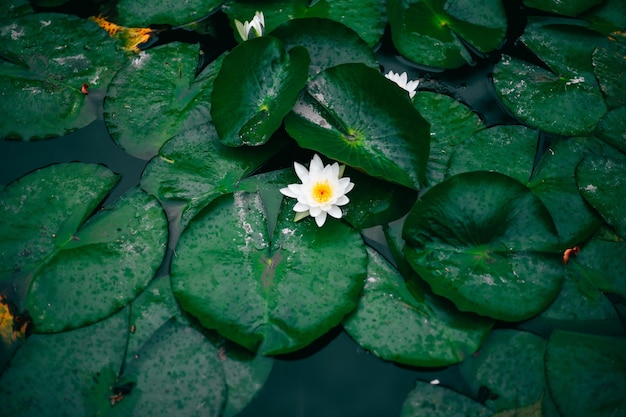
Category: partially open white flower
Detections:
[
  {"x1": 384, "y1": 70, "x2": 419, "y2": 98},
  {"x1": 234, "y1": 11, "x2": 265, "y2": 41},
  {"x1": 280, "y1": 154, "x2": 354, "y2": 227}
]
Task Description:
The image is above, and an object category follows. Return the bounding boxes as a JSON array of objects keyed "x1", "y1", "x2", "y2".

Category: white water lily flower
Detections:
[
  {"x1": 234, "y1": 11, "x2": 265, "y2": 41},
  {"x1": 280, "y1": 154, "x2": 354, "y2": 227},
  {"x1": 385, "y1": 70, "x2": 419, "y2": 98}
]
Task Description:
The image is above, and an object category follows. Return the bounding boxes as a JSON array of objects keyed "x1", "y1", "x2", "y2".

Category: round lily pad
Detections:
[
  {"x1": 493, "y1": 19, "x2": 608, "y2": 135},
  {"x1": 387, "y1": 0, "x2": 507, "y2": 69},
  {"x1": 447, "y1": 126, "x2": 604, "y2": 245},
  {"x1": 211, "y1": 36, "x2": 310, "y2": 147},
  {"x1": 270, "y1": 17, "x2": 378, "y2": 78},
  {"x1": 400, "y1": 380, "x2": 493, "y2": 417},
  {"x1": 344, "y1": 247, "x2": 492, "y2": 367},
  {"x1": 595, "y1": 106, "x2": 626, "y2": 152},
  {"x1": 140, "y1": 123, "x2": 283, "y2": 232},
  {"x1": 403, "y1": 171, "x2": 563, "y2": 321},
  {"x1": 25, "y1": 186, "x2": 168, "y2": 332},
  {"x1": 284, "y1": 63, "x2": 431, "y2": 190},
  {"x1": 0, "y1": 13, "x2": 124, "y2": 140},
  {"x1": 171, "y1": 189, "x2": 367, "y2": 355},
  {"x1": 576, "y1": 153, "x2": 626, "y2": 239},
  {"x1": 104, "y1": 44, "x2": 223, "y2": 159},
  {"x1": 546, "y1": 330, "x2": 626, "y2": 417},
  {"x1": 104, "y1": 0, "x2": 223, "y2": 27},
  {"x1": 592, "y1": 34, "x2": 626, "y2": 109},
  {"x1": 523, "y1": 0, "x2": 603, "y2": 17}
]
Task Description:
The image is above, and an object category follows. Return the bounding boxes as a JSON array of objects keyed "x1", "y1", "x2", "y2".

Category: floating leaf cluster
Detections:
[{"x1": 0, "y1": 0, "x2": 625, "y2": 416}]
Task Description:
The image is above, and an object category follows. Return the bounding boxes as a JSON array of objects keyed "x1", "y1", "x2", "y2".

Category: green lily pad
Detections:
[
  {"x1": 344, "y1": 247, "x2": 491, "y2": 367},
  {"x1": 400, "y1": 380, "x2": 493, "y2": 417},
  {"x1": 412, "y1": 91, "x2": 483, "y2": 186},
  {"x1": 0, "y1": 163, "x2": 119, "y2": 296},
  {"x1": 171, "y1": 189, "x2": 367, "y2": 355},
  {"x1": 593, "y1": 34, "x2": 626, "y2": 109},
  {"x1": 493, "y1": 19, "x2": 608, "y2": 135},
  {"x1": 0, "y1": 307, "x2": 129, "y2": 417},
  {"x1": 0, "y1": 13, "x2": 124, "y2": 140},
  {"x1": 546, "y1": 330, "x2": 626, "y2": 417},
  {"x1": 104, "y1": 44, "x2": 223, "y2": 160},
  {"x1": 25, "y1": 186, "x2": 168, "y2": 332},
  {"x1": 447, "y1": 126, "x2": 604, "y2": 246},
  {"x1": 595, "y1": 106, "x2": 626, "y2": 152},
  {"x1": 1, "y1": 0, "x2": 32, "y2": 18},
  {"x1": 581, "y1": 0, "x2": 626, "y2": 34},
  {"x1": 387, "y1": 0, "x2": 507, "y2": 69},
  {"x1": 284, "y1": 63, "x2": 431, "y2": 190},
  {"x1": 458, "y1": 329, "x2": 557, "y2": 415},
  {"x1": 576, "y1": 153, "x2": 626, "y2": 239},
  {"x1": 223, "y1": 0, "x2": 386, "y2": 47},
  {"x1": 523, "y1": 0, "x2": 603, "y2": 17},
  {"x1": 120, "y1": 319, "x2": 228, "y2": 417},
  {"x1": 140, "y1": 123, "x2": 283, "y2": 233},
  {"x1": 403, "y1": 171, "x2": 563, "y2": 322},
  {"x1": 211, "y1": 36, "x2": 309, "y2": 147},
  {"x1": 270, "y1": 17, "x2": 378, "y2": 78},
  {"x1": 104, "y1": 0, "x2": 223, "y2": 27}
]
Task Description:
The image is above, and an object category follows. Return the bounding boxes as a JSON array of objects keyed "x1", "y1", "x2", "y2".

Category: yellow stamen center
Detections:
[{"x1": 312, "y1": 181, "x2": 333, "y2": 203}]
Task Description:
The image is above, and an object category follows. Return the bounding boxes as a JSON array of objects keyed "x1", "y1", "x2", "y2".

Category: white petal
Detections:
[
  {"x1": 293, "y1": 162, "x2": 309, "y2": 182},
  {"x1": 406, "y1": 79, "x2": 419, "y2": 91},
  {"x1": 343, "y1": 180, "x2": 354, "y2": 194},
  {"x1": 335, "y1": 195, "x2": 349, "y2": 206},
  {"x1": 309, "y1": 206, "x2": 322, "y2": 217},
  {"x1": 234, "y1": 20, "x2": 248, "y2": 41},
  {"x1": 280, "y1": 186, "x2": 298, "y2": 198},
  {"x1": 327, "y1": 205, "x2": 342, "y2": 218},
  {"x1": 309, "y1": 154, "x2": 324, "y2": 175},
  {"x1": 293, "y1": 202, "x2": 311, "y2": 212},
  {"x1": 314, "y1": 211, "x2": 327, "y2": 227},
  {"x1": 399, "y1": 71, "x2": 408, "y2": 86}
]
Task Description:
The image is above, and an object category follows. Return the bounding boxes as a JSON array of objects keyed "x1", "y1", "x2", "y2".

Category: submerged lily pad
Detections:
[
  {"x1": 211, "y1": 36, "x2": 309, "y2": 147},
  {"x1": 344, "y1": 247, "x2": 491, "y2": 367},
  {"x1": 576, "y1": 153, "x2": 626, "y2": 239},
  {"x1": 387, "y1": 0, "x2": 507, "y2": 69},
  {"x1": 523, "y1": 0, "x2": 603, "y2": 17},
  {"x1": 105, "y1": 44, "x2": 223, "y2": 160},
  {"x1": 493, "y1": 19, "x2": 608, "y2": 135},
  {"x1": 546, "y1": 331, "x2": 626, "y2": 417},
  {"x1": 0, "y1": 13, "x2": 124, "y2": 140},
  {"x1": 171, "y1": 189, "x2": 367, "y2": 355},
  {"x1": 285, "y1": 63, "x2": 430, "y2": 190},
  {"x1": 403, "y1": 171, "x2": 563, "y2": 321}
]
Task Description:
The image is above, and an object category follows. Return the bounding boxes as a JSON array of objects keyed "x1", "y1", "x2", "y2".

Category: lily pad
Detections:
[
  {"x1": 493, "y1": 19, "x2": 608, "y2": 135},
  {"x1": 458, "y1": 329, "x2": 557, "y2": 415},
  {"x1": 447, "y1": 126, "x2": 604, "y2": 245},
  {"x1": 1, "y1": 0, "x2": 32, "y2": 18},
  {"x1": 140, "y1": 123, "x2": 283, "y2": 234},
  {"x1": 595, "y1": 106, "x2": 626, "y2": 152},
  {"x1": 403, "y1": 171, "x2": 563, "y2": 321},
  {"x1": 171, "y1": 189, "x2": 367, "y2": 355},
  {"x1": 284, "y1": 63, "x2": 431, "y2": 190},
  {"x1": 211, "y1": 36, "x2": 310, "y2": 147},
  {"x1": 25, "y1": 186, "x2": 168, "y2": 332},
  {"x1": 344, "y1": 247, "x2": 492, "y2": 367},
  {"x1": 400, "y1": 380, "x2": 493, "y2": 417},
  {"x1": 387, "y1": 0, "x2": 507, "y2": 69},
  {"x1": 523, "y1": 0, "x2": 603, "y2": 17},
  {"x1": 270, "y1": 17, "x2": 378, "y2": 78},
  {"x1": 104, "y1": 44, "x2": 223, "y2": 160},
  {"x1": 0, "y1": 307, "x2": 128, "y2": 417},
  {"x1": 0, "y1": 13, "x2": 124, "y2": 140},
  {"x1": 576, "y1": 153, "x2": 626, "y2": 239},
  {"x1": 592, "y1": 34, "x2": 626, "y2": 109},
  {"x1": 581, "y1": 0, "x2": 626, "y2": 35},
  {"x1": 0, "y1": 163, "x2": 119, "y2": 295},
  {"x1": 546, "y1": 330, "x2": 626, "y2": 417},
  {"x1": 412, "y1": 91, "x2": 483, "y2": 186},
  {"x1": 103, "y1": 0, "x2": 223, "y2": 27},
  {"x1": 223, "y1": 0, "x2": 386, "y2": 47}
]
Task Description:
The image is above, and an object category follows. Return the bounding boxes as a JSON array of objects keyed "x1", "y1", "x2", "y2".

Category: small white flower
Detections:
[
  {"x1": 279, "y1": 154, "x2": 354, "y2": 227},
  {"x1": 234, "y1": 11, "x2": 265, "y2": 41},
  {"x1": 385, "y1": 70, "x2": 419, "y2": 98}
]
